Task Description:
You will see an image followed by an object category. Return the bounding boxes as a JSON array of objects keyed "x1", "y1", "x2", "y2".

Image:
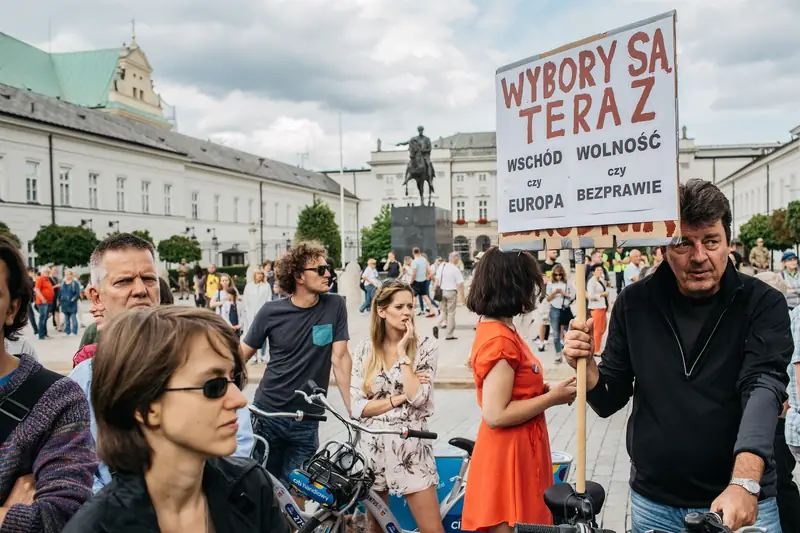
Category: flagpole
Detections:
[{"x1": 339, "y1": 112, "x2": 346, "y2": 268}]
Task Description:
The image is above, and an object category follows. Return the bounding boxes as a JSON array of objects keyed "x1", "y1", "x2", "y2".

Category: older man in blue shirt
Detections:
[{"x1": 69, "y1": 233, "x2": 253, "y2": 492}]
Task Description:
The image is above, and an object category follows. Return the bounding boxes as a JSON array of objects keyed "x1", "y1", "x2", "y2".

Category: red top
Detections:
[
  {"x1": 72, "y1": 344, "x2": 97, "y2": 368},
  {"x1": 462, "y1": 321, "x2": 554, "y2": 530},
  {"x1": 35, "y1": 275, "x2": 54, "y2": 305}
]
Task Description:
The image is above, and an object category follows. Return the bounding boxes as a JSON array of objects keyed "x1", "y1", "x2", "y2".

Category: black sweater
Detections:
[{"x1": 587, "y1": 261, "x2": 792, "y2": 507}]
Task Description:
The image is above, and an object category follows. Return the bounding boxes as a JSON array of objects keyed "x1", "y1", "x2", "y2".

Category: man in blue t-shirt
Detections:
[{"x1": 241, "y1": 242, "x2": 352, "y2": 506}]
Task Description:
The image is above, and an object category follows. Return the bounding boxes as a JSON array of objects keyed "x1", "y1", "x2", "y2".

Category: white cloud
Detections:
[{"x1": 6, "y1": 0, "x2": 799, "y2": 171}]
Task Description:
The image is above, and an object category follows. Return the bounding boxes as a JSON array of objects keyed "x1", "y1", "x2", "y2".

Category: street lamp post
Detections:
[{"x1": 208, "y1": 228, "x2": 219, "y2": 264}]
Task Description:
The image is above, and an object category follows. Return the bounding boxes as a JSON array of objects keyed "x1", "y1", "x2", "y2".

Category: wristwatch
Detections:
[
  {"x1": 398, "y1": 356, "x2": 412, "y2": 366},
  {"x1": 730, "y1": 478, "x2": 760, "y2": 496}
]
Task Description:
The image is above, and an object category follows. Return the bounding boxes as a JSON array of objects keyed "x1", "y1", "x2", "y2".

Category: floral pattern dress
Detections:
[{"x1": 351, "y1": 336, "x2": 439, "y2": 495}]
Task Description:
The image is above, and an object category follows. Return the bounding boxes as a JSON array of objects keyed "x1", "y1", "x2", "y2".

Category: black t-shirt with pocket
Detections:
[{"x1": 244, "y1": 293, "x2": 349, "y2": 413}]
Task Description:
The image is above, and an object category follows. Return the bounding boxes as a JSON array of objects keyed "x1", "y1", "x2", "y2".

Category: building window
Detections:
[
  {"x1": 59, "y1": 167, "x2": 71, "y2": 206},
  {"x1": 164, "y1": 184, "x2": 172, "y2": 215},
  {"x1": 191, "y1": 192, "x2": 198, "y2": 220},
  {"x1": 248, "y1": 199, "x2": 254, "y2": 223},
  {"x1": 116, "y1": 177, "x2": 126, "y2": 211},
  {"x1": 88, "y1": 173, "x2": 99, "y2": 209},
  {"x1": 214, "y1": 195, "x2": 220, "y2": 221},
  {"x1": 455, "y1": 174, "x2": 465, "y2": 183},
  {"x1": 26, "y1": 161, "x2": 39, "y2": 203},
  {"x1": 478, "y1": 199, "x2": 488, "y2": 219},
  {"x1": 141, "y1": 181, "x2": 151, "y2": 213},
  {"x1": 274, "y1": 202, "x2": 279, "y2": 226},
  {"x1": 133, "y1": 88, "x2": 138, "y2": 99},
  {"x1": 478, "y1": 173, "x2": 487, "y2": 182},
  {"x1": 233, "y1": 197, "x2": 239, "y2": 223},
  {"x1": 456, "y1": 200, "x2": 465, "y2": 220},
  {"x1": 386, "y1": 176, "x2": 394, "y2": 185},
  {"x1": 27, "y1": 241, "x2": 37, "y2": 269}
]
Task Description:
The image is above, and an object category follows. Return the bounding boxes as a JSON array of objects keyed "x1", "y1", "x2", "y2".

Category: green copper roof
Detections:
[{"x1": 0, "y1": 32, "x2": 120, "y2": 108}]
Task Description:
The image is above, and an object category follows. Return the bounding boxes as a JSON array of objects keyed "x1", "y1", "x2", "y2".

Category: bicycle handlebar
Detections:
[
  {"x1": 248, "y1": 405, "x2": 327, "y2": 423},
  {"x1": 516, "y1": 524, "x2": 616, "y2": 533},
  {"x1": 294, "y1": 389, "x2": 438, "y2": 440}
]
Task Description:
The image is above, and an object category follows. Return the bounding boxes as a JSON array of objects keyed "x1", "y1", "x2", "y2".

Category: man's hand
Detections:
[
  {"x1": 562, "y1": 319, "x2": 600, "y2": 390},
  {"x1": 710, "y1": 485, "x2": 758, "y2": 530}
]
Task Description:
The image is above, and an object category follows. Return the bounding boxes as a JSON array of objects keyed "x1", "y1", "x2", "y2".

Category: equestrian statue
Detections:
[{"x1": 397, "y1": 125, "x2": 435, "y2": 206}]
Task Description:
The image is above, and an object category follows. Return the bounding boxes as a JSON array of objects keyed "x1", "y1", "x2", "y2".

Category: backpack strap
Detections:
[{"x1": 0, "y1": 367, "x2": 62, "y2": 444}]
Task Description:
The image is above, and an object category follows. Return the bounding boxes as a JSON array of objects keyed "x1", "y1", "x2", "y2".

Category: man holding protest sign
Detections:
[{"x1": 564, "y1": 180, "x2": 791, "y2": 532}]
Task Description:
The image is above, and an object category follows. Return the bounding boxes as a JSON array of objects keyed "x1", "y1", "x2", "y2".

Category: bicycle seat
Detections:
[{"x1": 448, "y1": 438, "x2": 475, "y2": 456}]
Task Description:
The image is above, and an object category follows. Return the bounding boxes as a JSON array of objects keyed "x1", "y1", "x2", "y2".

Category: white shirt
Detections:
[
  {"x1": 624, "y1": 263, "x2": 642, "y2": 285},
  {"x1": 362, "y1": 267, "x2": 379, "y2": 287},
  {"x1": 438, "y1": 262, "x2": 464, "y2": 291}
]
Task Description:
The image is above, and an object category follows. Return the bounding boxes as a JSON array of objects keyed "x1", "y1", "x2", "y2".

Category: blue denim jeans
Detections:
[
  {"x1": 63, "y1": 312, "x2": 78, "y2": 335},
  {"x1": 360, "y1": 284, "x2": 376, "y2": 313},
  {"x1": 549, "y1": 306, "x2": 563, "y2": 353},
  {"x1": 37, "y1": 303, "x2": 49, "y2": 339},
  {"x1": 630, "y1": 489, "x2": 781, "y2": 533},
  {"x1": 252, "y1": 415, "x2": 320, "y2": 488}
]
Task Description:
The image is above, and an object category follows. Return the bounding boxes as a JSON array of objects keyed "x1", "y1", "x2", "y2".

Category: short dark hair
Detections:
[
  {"x1": 0, "y1": 236, "x2": 31, "y2": 341},
  {"x1": 158, "y1": 278, "x2": 173, "y2": 305},
  {"x1": 91, "y1": 306, "x2": 243, "y2": 474},
  {"x1": 275, "y1": 241, "x2": 327, "y2": 294},
  {"x1": 412, "y1": 247, "x2": 420, "y2": 255},
  {"x1": 591, "y1": 263, "x2": 605, "y2": 273},
  {"x1": 680, "y1": 179, "x2": 732, "y2": 243},
  {"x1": 90, "y1": 233, "x2": 156, "y2": 287},
  {"x1": 466, "y1": 247, "x2": 544, "y2": 318}
]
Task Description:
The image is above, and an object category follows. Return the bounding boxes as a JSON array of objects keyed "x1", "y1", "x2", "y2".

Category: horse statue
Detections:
[{"x1": 402, "y1": 138, "x2": 435, "y2": 206}]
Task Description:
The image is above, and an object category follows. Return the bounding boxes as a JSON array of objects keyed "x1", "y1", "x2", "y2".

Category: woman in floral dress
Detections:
[{"x1": 351, "y1": 280, "x2": 444, "y2": 533}]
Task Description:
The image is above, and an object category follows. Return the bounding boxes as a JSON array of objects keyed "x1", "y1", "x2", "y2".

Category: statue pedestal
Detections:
[{"x1": 390, "y1": 206, "x2": 452, "y2": 263}]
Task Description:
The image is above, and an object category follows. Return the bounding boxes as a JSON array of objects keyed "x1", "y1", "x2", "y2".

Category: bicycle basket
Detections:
[{"x1": 289, "y1": 446, "x2": 372, "y2": 510}]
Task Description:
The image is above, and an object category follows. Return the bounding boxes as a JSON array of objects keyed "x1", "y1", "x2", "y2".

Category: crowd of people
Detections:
[{"x1": 0, "y1": 177, "x2": 798, "y2": 533}]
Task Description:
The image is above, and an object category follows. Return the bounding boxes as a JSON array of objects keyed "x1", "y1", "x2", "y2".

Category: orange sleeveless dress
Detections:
[{"x1": 462, "y1": 321, "x2": 554, "y2": 531}]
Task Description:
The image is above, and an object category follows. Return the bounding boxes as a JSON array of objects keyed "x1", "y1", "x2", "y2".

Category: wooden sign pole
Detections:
[{"x1": 572, "y1": 245, "x2": 587, "y2": 495}]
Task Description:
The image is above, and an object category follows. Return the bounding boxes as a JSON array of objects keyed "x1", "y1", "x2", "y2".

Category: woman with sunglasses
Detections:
[
  {"x1": 350, "y1": 280, "x2": 443, "y2": 533},
  {"x1": 64, "y1": 306, "x2": 288, "y2": 533}
]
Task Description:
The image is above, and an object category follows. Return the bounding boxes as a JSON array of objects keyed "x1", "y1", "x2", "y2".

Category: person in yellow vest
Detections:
[
  {"x1": 204, "y1": 264, "x2": 221, "y2": 307},
  {"x1": 611, "y1": 246, "x2": 628, "y2": 290}
]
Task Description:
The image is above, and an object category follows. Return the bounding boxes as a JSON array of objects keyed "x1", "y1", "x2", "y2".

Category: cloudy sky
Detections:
[{"x1": 6, "y1": 0, "x2": 799, "y2": 170}]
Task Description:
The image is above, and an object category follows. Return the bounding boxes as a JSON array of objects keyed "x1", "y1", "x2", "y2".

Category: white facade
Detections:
[
  {"x1": 325, "y1": 132, "x2": 499, "y2": 261},
  {"x1": 328, "y1": 128, "x2": 782, "y2": 262},
  {"x1": 0, "y1": 116, "x2": 360, "y2": 268},
  {"x1": 716, "y1": 125, "x2": 800, "y2": 241}
]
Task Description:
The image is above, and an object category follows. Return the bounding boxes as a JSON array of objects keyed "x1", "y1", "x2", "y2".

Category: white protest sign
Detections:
[{"x1": 496, "y1": 11, "x2": 678, "y2": 234}]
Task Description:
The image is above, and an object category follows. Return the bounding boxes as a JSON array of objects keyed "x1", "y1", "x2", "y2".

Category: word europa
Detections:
[
  {"x1": 509, "y1": 194, "x2": 565, "y2": 213},
  {"x1": 577, "y1": 131, "x2": 662, "y2": 160},
  {"x1": 500, "y1": 28, "x2": 672, "y2": 144},
  {"x1": 577, "y1": 180, "x2": 662, "y2": 201}
]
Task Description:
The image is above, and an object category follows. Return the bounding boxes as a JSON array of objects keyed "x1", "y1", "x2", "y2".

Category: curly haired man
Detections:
[{"x1": 241, "y1": 242, "x2": 352, "y2": 507}]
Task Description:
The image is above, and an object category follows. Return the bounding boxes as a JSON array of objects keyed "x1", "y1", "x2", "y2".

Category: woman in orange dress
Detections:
[{"x1": 462, "y1": 247, "x2": 578, "y2": 533}]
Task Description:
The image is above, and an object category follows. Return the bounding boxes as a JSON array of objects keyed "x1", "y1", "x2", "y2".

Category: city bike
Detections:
[
  {"x1": 249, "y1": 399, "x2": 474, "y2": 532},
  {"x1": 514, "y1": 510, "x2": 767, "y2": 532}
]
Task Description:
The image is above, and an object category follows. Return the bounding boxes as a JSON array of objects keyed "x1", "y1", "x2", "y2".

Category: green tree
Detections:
[
  {"x1": 360, "y1": 204, "x2": 391, "y2": 263},
  {"x1": 157, "y1": 235, "x2": 202, "y2": 264},
  {"x1": 295, "y1": 198, "x2": 342, "y2": 267},
  {"x1": 738, "y1": 214, "x2": 773, "y2": 251},
  {"x1": 131, "y1": 229, "x2": 155, "y2": 245},
  {"x1": 0, "y1": 222, "x2": 21, "y2": 248},
  {"x1": 786, "y1": 200, "x2": 800, "y2": 245},
  {"x1": 768, "y1": 208, "x2": 795, "y2": 251},
  {"x1": 32, "y1": 225, "x2": 99, "y2": 267}
]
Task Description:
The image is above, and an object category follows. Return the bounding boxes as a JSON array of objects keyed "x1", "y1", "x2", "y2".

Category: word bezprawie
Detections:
[
  {"x1": 500, "y1": 28, "x2": 672, "y2": 145},
  {"x1": 577, "y1": 180, "x2": 662, "y2": 201}
]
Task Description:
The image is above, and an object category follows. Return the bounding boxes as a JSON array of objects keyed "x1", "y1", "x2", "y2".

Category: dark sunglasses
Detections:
[
  {"x1": 303, "y1": 265, "x2": 329, "y2": 276},
  {"x1": 164, "y1": 374, "x2": 244, "y2": 400}
]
